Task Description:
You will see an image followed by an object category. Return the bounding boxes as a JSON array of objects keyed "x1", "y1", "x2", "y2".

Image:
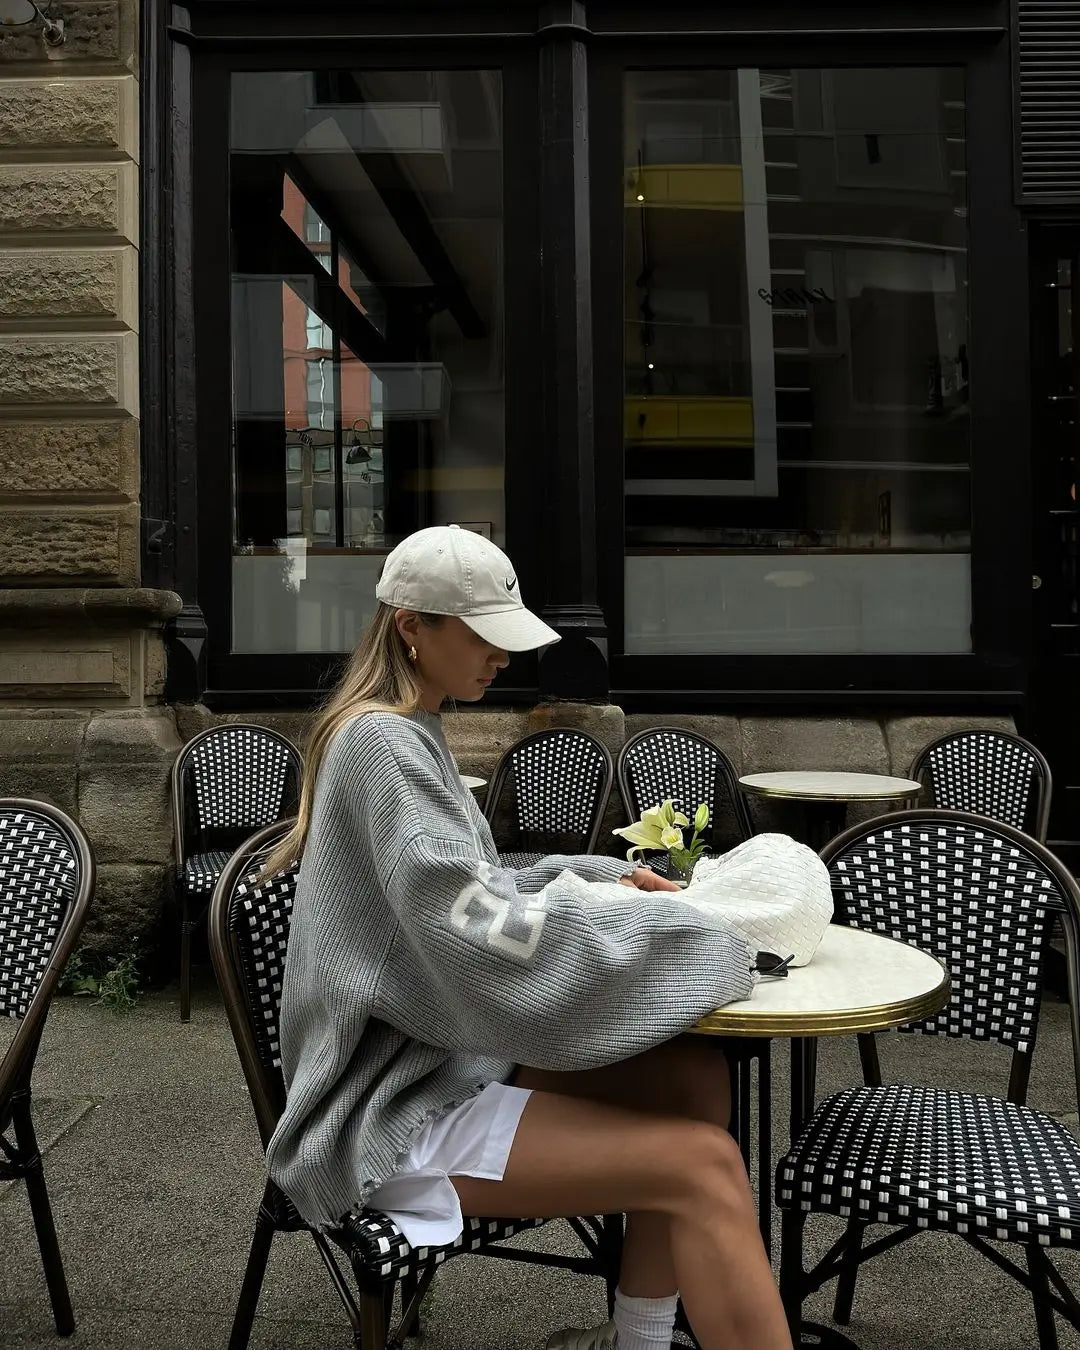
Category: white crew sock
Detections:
[{"x1": 611, "y1": 1287, "x2": 680, "y2": 1350}]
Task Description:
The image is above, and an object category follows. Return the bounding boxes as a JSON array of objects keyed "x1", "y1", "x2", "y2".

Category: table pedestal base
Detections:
[{"x1": 798, "y1": 1322, "x2": 862, "y2": 1348}]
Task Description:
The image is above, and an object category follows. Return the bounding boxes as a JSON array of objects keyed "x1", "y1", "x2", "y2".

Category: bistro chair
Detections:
[
  {"x1": 172, "y1": 723, "x2": 302, "y2": 1021},
  {"x1": 482, "y1": 728, "x2": 613, "y2": 869},
  {"x1": 910, "y1": 728, "x2": 1053, "y2": 842},
  {"x1": 1, "y1": 798, "x2": 96, "y2": 1337},
  {"x1": 208, "y1": 820, "x2": 623, "y2": 1350},
  {"x1": 616, "y1": 727, "x2": 754, "y2": 858},
  {"x1": 776, "y1": 809, "x2": 1080, "y2": 1350}
]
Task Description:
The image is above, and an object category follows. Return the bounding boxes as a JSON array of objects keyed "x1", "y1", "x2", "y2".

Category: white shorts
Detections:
[{"x1": 365, "y1": 1081, "x2": 533, "y2": 1250}]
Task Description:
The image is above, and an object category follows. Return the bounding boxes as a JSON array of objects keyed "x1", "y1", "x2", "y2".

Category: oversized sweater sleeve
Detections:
[
  {"x1": 503, "y1": 852, "x2": 635, "y2": 889},
  {"x1": 336, "y1": 714, "x2": 756, "y2": 1071}
]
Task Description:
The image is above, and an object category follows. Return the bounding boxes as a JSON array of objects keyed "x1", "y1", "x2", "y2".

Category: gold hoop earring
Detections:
[{"x1": 408, "y1": 645, "x2": 418, "y2": 664}]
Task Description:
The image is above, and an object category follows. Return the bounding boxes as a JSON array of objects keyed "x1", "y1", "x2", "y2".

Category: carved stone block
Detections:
[
  {"x1": 0, "y1": 162, "x2": 137, "y2": 241},
  {"x1": 0, "y1": 75, "x2": 135, "y2": 152},
  {"x1": 0, "y1": 418, "x2": 138, "y2": 496},
  {"x1": 0, "y1": 247, "x2": 136, "y2": 323}
]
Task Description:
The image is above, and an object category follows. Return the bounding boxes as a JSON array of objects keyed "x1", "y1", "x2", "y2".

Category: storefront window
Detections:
[
  {"x1": 229, "y1": 70, "x2": 504, "y2": 653},
  {"x1": 623, "y1": 68, "x2": 971, "y2": 654}
]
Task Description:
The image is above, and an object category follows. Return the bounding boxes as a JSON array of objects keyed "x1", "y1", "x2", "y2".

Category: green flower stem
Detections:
[{"x1": 668, "y1": 821, "x2": 707, "y2": 875}]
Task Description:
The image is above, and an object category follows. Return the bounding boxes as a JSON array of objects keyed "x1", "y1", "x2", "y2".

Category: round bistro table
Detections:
[
  {"x1": 459, "y1": 775, "x2": 487, "y2": 792},
  {"x1": 739, "y1": 771, "x2": 922, "y2": 848},
  {"x1": 689, "y1": 923, "x2": 951, "y2": 1350}
]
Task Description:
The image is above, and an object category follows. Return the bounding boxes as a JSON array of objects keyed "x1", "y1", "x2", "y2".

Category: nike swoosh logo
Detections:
[{"x1": 505, "y1": 576, "x2": 518, "y2": 593}]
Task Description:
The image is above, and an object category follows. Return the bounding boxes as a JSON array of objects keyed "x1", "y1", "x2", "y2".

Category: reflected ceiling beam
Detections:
[
  {"x1": 233, "y1": 207, "x2": 391, "y2": 364},
  {"x1": 321, "y1": 72, "x2": 485, "y2": 340},
  {"x1": 279, "y1": 149, "x2": 397, "y2": 305},
  {"x1": 344, "y1": 148, "x2": 485, "y2": 339}
]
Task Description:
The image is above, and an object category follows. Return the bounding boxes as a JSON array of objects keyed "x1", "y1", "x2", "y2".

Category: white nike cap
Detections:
[{"x1": 375, "y1": 525, "x2": 561, "y2": 652}]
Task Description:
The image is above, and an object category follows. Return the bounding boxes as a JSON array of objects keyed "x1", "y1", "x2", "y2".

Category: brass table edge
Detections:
[
  {"x1": 692, "y1": 970, "x2": 952, "y2": 1038},
  {"x1": 737, "y1": 782, "x2": 922, "y2": 803}
]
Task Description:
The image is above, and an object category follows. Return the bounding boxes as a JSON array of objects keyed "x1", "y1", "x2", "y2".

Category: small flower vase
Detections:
[
  {"x1": 669, "y1": 848, "x2": 709, "y2": 887},
  {"x1": 667, "y1": 855, "x2": 695, "y2": 887}
]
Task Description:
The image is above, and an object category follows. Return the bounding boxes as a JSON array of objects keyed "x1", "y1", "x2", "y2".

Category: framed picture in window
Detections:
[{"x1": 454, "y1": 521, "x2": 493, "y2": 539}]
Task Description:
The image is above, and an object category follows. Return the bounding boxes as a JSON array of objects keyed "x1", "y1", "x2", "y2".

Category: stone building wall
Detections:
[{"x1": 0, "y1": 2, "x2": 183, "y2": 963}]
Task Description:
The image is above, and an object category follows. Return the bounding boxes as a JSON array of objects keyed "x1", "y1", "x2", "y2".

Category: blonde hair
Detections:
[{"x1": 260, "y1": 603, "x2": 444, "y2": 879}]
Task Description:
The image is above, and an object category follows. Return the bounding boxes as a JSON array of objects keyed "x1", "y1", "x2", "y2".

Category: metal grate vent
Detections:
[{"x1": 1017, "y1": 1, "x2": 1080, "y2": 198}]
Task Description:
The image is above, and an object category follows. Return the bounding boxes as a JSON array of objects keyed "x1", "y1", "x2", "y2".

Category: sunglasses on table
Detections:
[{"x1": 753, "y1": 952, "x2": 795, "y2": 979}]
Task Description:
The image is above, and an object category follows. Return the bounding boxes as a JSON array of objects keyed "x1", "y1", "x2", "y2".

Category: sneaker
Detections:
[{"x1": 544, "y1": 1320, "x2": 617, "y2": 1350}]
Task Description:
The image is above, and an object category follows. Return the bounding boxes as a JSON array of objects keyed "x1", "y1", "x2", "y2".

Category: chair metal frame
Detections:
[
  {"x1": 615, "y1": 727, "x2": 754, "y2": 853},
  {"x1": 0, "y1": 798, "x2": 96, "y2": 1338},
  {"x1": 172, "y1": 722, "x2": 302, "y2": 1021},
  {"x1": 209, "y1": 820, "x2": 623, "y2": 1350},
  {"x1": 482, "y1": 727, "x2": 614, "y2": 864},
  {"x1": 777, "y1": 808, "x2": 1080, "y2": 1349},
  {"x1": 910, "y1": 728, "x2": 1053, "y2": 843}
]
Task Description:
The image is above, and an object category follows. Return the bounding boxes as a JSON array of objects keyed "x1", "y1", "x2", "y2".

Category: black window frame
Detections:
[
  {"x1": 148, "y1": 1, "x2": 1022, "y2": 712},
  {"x1": 590, "y1": 31, "x2": 1027, "y2": 711},
  {"x1": 182, "y1": 32, "x2": 543, "y2": 706}
]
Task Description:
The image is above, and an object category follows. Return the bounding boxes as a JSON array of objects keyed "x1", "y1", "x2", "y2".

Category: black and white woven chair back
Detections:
[
  {"x1": 487, "y1": 729, "x2": 613, "y2": 852},
  {"x1": 911, "y1": 730, "x2": 1052, "y2": 842},
  {"x1": 182, "y1": 726, "x2": 301, "y2": 837},
  {"x1": 209, "y1": 821, "x2": 299, "y2": 1143},
  {"x1": 0, "y1": 802, "x2": 83, "y2": 1021},
  {"x1": 617, "y1": 728, "x2": 751, "y2": 846},
  {"x1": 228, "y1": 864, "x2": 296, "y2": 1079},
  {"x1": 825, "y1": 811, "x2": 1064, "y2": 1056}
]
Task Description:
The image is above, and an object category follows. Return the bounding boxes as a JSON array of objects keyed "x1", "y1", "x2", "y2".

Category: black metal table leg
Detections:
[
  {"x1": 805, "y1": 801, "x2": 848, "y2": 852},
  {"x1": 757, "y1": 1041, "x2": 772, "y2": 1260},
  {"x1": 789, "y1": 1037, "x2": 862, "y2": 1350}
]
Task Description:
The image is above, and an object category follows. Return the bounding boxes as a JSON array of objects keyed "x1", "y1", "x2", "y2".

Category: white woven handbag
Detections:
[{"x1": 680, "y1": 833, "x2": 833, "y2": 967}]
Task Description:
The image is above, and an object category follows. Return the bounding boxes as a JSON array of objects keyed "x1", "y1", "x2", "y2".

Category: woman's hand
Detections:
[{"x1": 618, "y1": 866, "x2": 682, "y2": 892}]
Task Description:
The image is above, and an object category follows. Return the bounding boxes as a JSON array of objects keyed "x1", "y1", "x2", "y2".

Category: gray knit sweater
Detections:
[{"x1": 266, "y1": 709, "x2": 755, "y2": 1230}]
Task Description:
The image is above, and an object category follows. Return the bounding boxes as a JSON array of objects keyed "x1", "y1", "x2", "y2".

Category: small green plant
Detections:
[
  {"x1": 59, "y1": 945, "x2": 141, "y2": 1012},
  {"x1": 94, "y1": 950, "x2": 141, "y2": 1012},
  {"x1": 58, "y1": 947, "x2": 94, "y2": 996}
]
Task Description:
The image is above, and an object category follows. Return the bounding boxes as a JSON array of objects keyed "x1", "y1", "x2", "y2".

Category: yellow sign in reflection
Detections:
[
  {"x1": 625, "y1": 163, "x2": 743, "y2": 210},
  {"x1": 625, "y1": 396, "x2": 754, "y2": 446}
]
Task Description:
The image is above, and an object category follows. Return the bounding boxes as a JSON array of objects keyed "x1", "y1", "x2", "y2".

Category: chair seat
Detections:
[
  {"x1": 776, "y1": 1085, "x2": 1080, "y2": 1247},
  {"x1": 178, "y1": 850, "x2": 232, "y2": 895},
  {"x1": 334, "y1": 1210, "x2": 546, "y2": 1282},
  {"x1": 499, "y1": 851, "x2": 544, "y2": 869}
]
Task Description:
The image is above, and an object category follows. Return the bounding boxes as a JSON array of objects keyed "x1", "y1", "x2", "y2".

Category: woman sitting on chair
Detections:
[{"x1": 264, "y1": 525, "x2": 792, "y2": 1350}]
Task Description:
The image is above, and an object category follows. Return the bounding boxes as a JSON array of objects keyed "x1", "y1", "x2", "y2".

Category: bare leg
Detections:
[
  {"x1": 452, "y1": 1087, "x2": 791, "y2": 1350},
  {"x1": 514, "y1": 1035, "x2": 732, "y2": 1298}
]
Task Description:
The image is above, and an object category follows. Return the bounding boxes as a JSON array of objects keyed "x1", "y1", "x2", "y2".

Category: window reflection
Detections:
[
  {"x1": 230, "y1": 70, "x2": 503, "y2": 653},
  {"x1": 623, "y1": 68, "x2": 971, "y2": 655}
]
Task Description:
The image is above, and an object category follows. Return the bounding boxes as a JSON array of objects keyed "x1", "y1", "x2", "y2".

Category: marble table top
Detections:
[
  {"x1": 739, "y1": 770, "x2": 922, "y2": 803},
  {"x1": 460, "y1": 775, "x2": 487, "y2": 791},
  {"x1": 694, "y1": 924, "x2": 950, "y2": 1038}
]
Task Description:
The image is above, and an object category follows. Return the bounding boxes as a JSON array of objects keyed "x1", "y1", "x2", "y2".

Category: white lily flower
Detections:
[
  {"x1": 641, "y1": 804, "x2": 667, "y2": 832},
  {"x1": 612, "y1": 817, "x2": 666, "y2": 860},
  {"x1": 656, "y1": 798, "x2": 689, "y2": 828},
  {"x1": 660, "y1": 825, "x2": 684, "y2": 851}
]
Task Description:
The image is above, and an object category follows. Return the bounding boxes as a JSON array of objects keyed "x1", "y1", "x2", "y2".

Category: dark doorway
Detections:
[{"x1": 1029, "y1": 222, "x2": 1080, "y2": 868}]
